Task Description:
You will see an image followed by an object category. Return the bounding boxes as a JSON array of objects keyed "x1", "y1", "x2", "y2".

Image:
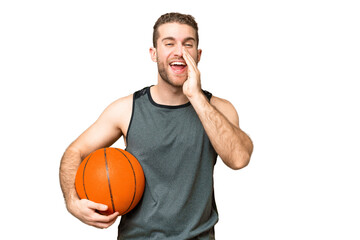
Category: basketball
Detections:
[{"x1": 75, "y1": 147, "x2": 145, "y2": 215}]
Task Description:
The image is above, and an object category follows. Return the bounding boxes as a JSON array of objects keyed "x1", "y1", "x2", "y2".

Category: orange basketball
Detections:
[{"x1": 75, "y1": 147, "x2": 145, "y2": 215}]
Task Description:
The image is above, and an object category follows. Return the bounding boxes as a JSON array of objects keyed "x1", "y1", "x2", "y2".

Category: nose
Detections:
[{"x1": 173, "y1": 44, "x2": 183, "y2": 57}]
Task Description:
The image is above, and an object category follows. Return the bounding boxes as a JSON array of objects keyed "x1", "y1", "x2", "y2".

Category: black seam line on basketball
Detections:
[
  {"x1": 104, "y1": 148, "x2": 115, "y2": 213},
  {"x1": 114, "y1": 148, "x2": 137, "y2": 214},
  {"x1": 82, "y1": 153, "x2": 93, "y2": 200}
]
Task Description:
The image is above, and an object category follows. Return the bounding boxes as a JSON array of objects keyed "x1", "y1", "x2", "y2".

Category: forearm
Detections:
[
  {"x1": 59, "y1": 145, "x2": 120, "y2": 228},
  {"x1": 59, "y1": 145, "x2": 82, "y2": 208},
  {"x1": 189, "y1": 93, "x2": 253, "y2": 169},
  {"x1": 181, "y1": 47, "x2": 253, "y2": 169}
]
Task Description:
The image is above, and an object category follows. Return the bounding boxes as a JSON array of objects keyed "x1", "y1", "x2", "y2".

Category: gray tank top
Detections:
[{"x1": 118, "y1": 86, "x2": 218, "y2": 240}]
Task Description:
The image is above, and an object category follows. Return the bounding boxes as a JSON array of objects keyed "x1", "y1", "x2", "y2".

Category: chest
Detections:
[{"x1": 128, "y1": 105, "x2": 206, "y2": 154}]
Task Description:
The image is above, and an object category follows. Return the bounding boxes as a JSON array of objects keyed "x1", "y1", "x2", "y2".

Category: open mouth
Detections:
[{"x1": 169, "y1": 61, "x2": 187, "y2": 73}]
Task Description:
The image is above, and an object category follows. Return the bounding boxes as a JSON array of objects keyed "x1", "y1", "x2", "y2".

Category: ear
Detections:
[
  {"x1": 197, "y1": 49, "x2": 202, "y2": 63},
  {"x1": 149, "y1": 47, "x2": 157, "y2": 62}
]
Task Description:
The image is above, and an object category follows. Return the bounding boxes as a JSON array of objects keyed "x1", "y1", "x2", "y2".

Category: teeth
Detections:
[{"x1": 170, "y1": 62, "x2": 186, "y2": 66}]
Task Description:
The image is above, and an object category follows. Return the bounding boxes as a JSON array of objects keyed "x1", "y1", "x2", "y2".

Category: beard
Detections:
[
  {"x1": 157, "y1": 61, "x2": 176, "y2": 87},
  {"x1": 156, "y1": 55, "x2": 188, "y2": 88}
]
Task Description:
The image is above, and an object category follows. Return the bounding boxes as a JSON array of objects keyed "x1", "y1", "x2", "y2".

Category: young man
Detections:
[{"x1": 60, "y1": 12, "x2": 253, "y2": 239}]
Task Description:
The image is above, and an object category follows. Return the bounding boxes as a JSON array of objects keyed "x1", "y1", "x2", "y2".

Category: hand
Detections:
[
  {"x1": 68, "y1": 198, "x2": 119, "y2": 229},
  {"x1": 182, "y1": 47, "x2": 202, "y2": 99}
]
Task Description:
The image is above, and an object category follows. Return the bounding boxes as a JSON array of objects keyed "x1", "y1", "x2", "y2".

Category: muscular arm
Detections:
[
  {"x1": 189, "y1": 94, "x2": 253, "y2": 169},
  {"x1": 182, "y1": 47, "x2": 253, "y2": 169},
  {"x1": 59, "y1": 94, "x2": 132, "y2": 228}
]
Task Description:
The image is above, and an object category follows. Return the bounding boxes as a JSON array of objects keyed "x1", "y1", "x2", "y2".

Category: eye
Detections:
[
  {"x1": 184, "y1": 43, "x2": 193, "y2": 47},
  {"x1": 165, "y1": 43, "x2": 174, "y2": 46}
]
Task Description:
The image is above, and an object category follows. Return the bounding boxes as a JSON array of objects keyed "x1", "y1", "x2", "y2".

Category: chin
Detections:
[
  {"x1": 170, "y1": 78, "x2": 187, "y2": 88},
  {"x1": 162, "y1": 75, "x2": 187, "y2": 88}
]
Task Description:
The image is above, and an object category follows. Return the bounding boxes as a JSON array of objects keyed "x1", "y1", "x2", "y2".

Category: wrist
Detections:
[
  {"x1": 188, "y1": 90, "x2": 208, "y2": 108},
  {"x1": 65, "y1": 191, "x2": 80, "y2": 212}
]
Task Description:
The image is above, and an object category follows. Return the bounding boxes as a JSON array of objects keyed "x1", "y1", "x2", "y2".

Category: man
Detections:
[{"x1": 60, "y1": 12, "x2": 253, "y2": 239}]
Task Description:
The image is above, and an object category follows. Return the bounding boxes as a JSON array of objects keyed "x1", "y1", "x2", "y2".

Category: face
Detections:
[{"x1": 150, "y1": 23, "x2": 202, "y2": 87}]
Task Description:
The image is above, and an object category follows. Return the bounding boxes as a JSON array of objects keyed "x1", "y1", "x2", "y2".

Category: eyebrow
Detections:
[{"x1": 161, "y1": 37, "x2": 196, "y2": 43}]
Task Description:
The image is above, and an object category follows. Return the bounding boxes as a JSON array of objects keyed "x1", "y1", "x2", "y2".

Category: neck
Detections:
[{"x1": 151, "y1": 80, "x2": 189, "y2": 106}]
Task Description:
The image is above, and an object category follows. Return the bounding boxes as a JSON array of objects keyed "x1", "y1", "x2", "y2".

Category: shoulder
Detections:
[
  {"x1": 108, "y1": 94, "x2": 133, "y2": 111},
  {"x1": 98, "y1": 93, "x2": 133, "y2": 131},
  {"x1": 210, "y1": 95, "x2": 240, "y2": 126}
]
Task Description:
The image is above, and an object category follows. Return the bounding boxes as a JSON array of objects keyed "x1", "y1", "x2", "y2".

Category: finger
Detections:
[
  {"x1": 87, "y1": 200, "x2": 108, "y2": 212},
  {"x1": 92, "y1": 221, "x2": 114, "y2": 229},
  {"x1": 182, "y1": 47, "x2": 197, "y2": 70},
  {"x1": 90, "y1": 212, "x2": 119, "y2": 229},
  {"x1": 101, "y1": 212, "x2": 120, "y2": 223},
  {"x1": 94, "y1": 219, "x2": 117, "y2": 229},
  {"x1": 182, "y1": 47, "x2": 195, "y2": 63},
  {"x1": 182, "y1": 47, "x2": 193, "y2": 66},
  {"x1": 106, "y1": 213, "x2": 120, "y2": 226},
  {"x1": 108, "y1": 211, "x2": 120, "y2": 220},
  {"x1": 91, "y1": 211, "x2": 119, "y2": 223}
]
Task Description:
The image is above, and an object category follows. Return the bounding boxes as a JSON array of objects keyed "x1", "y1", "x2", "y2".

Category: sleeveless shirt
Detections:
[{"x1": 118, "y1": 86, "x2": 218, "y2": 240}]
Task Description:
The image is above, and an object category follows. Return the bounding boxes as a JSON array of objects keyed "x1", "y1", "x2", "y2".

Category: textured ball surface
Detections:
[{"x1": 75, "y1": 147, "x2": 145, "y2": 215}]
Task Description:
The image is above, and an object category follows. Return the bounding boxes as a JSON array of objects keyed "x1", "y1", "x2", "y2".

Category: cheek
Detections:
[
  {"x1": 190, "y1": 53, "x2": 199, "y2": 63},
  {"x1": 156, "y1": 52, "x2": 169, "y2": 64}
]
